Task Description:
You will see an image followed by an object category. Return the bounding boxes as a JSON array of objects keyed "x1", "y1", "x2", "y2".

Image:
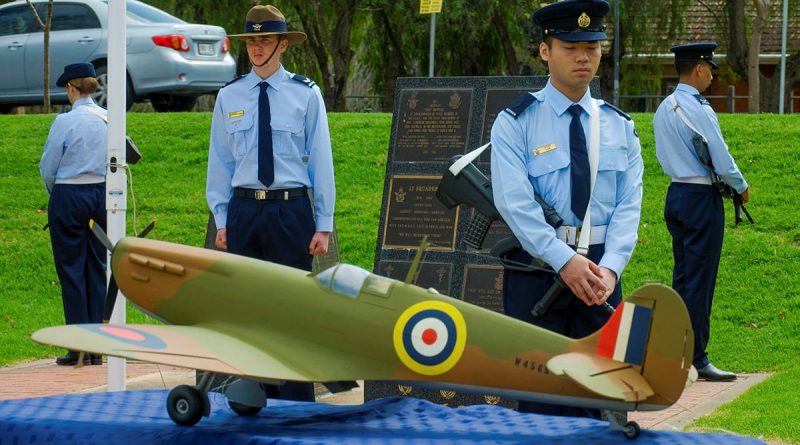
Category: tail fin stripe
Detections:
[
  {"x1": 623, "y1": 306, "x2": 652, "y2": 366},
  {"x1": 596, "y1": 303, "x2": 624, "y2": 359},
  {"x1": 612, "y1": 303, "x2": 636, "y2": 362}
]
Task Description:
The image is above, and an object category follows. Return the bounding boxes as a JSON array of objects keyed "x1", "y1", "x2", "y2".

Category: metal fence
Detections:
[{"x1": 620, "y1": 86, "x2": 799, "y2": 113}]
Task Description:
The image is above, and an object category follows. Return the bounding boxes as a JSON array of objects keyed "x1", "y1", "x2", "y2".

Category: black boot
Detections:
[{"x1": 55, "y1": 351, "x2": 88, "y2": 366}]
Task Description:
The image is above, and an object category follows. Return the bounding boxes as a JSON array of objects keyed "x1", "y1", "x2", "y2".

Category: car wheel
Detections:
[
  {"x1": 92, "y1": 65, "x2": 134, "y2": 111},
  {"x1": 150, "y1": 94, "x2": 198, "y2": 112}
]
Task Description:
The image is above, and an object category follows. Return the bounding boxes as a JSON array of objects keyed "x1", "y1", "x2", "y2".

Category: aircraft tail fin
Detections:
[{"x1": 552, "y1": 284, "x2": 694, "y2": 407}]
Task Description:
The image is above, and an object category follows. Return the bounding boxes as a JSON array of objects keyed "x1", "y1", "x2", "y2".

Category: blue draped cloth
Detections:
[{"x1": 0, "y1": 390, "x2": 764, "y2": 444}]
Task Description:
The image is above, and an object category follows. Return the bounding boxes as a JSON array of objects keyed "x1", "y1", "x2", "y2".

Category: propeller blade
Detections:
[
  {"x1": 89, "y1": 219, "x2": 114, "y2": 252},
  {"x1": 100, "y1": 218, "x2": 157, "y2": 322},
  {"x1": 139, "y1": 219, "x2": 157, "y2": 238},
  {"x1": 103, "y1": 275, "x2": 119, "y2": 323}
]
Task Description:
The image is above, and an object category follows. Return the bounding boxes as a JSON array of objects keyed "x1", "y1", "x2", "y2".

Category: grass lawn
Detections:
[{"x1": 0, "y1": 111, "x2": 798, "y2": 442}]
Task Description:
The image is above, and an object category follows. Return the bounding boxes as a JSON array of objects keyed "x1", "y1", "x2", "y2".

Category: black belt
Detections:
[{"x1": 234, "y1": 187, "x2": 306, "y2": 201}]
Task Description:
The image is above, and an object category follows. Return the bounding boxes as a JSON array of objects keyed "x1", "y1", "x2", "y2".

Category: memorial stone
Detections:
[{"x1": 367, "y1": 76, "x2": 556, "y2": 408}]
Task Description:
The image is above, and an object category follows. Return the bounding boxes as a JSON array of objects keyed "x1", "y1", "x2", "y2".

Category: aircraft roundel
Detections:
[
  {"x1": 82, "y1": 325, "x2": 167, "y2": 349},
  {"x1": 393, "y1": 301, "x2": 467, "y2": 376}
]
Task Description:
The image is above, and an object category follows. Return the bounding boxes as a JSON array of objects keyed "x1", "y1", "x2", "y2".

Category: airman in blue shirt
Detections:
[
  {"x1": 653, "y1": 42, "x2": 750, "y2": 382},
  {"x1": 206, "y1": 5, "x2": 335, "y2": 404},
  {"x1": 490, "y1": 0, "x2": 643, "y2": 418},
  {"x1": 40, "y1": 62, "x2": 107, "y2": 367}
]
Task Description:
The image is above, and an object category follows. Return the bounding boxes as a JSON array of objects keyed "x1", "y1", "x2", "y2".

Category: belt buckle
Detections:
[
  {"x1": 283, "y1": 190, "x2": 289, "y2": 200},
  {"x1": 254, "y1": 190, "x2": 267, "y2": 200}
]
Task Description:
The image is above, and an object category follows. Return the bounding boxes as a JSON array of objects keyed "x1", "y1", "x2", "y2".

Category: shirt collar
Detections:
[
  {"x1": 542, "y1": 79, "x2": 593, "y2": 117},
  {"x1": 675, "y1": 83, "x2": 700, "y2": 95},
  {"x1": 247, "y1": 65, "x2": 287, "y2": 92},
  {"x1": 72, "y1": 97, "x2": 95, "y2": 108}
]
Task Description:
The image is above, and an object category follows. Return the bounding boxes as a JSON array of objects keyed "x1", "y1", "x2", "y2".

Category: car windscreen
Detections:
[{"x1": 102, "y1": 0, "x2": 185, "y2": 24}]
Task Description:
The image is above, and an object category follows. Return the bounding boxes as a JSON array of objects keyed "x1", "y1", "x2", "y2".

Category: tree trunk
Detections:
[
  {"x1": 748, "y1": 0, "x2": 772, "y2": 114},
  {"x1": 491, "y1": 12, "x2": 519, "y2": 75},
  {"x1": 28, "y1": 0, "x2": 54, "y2": 110},
  {"x1": 727, "y1": 0, "x2": 748, "y2": 78}
]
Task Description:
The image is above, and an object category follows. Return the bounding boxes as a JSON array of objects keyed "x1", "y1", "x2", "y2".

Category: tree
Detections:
[
  {"x1": 747, "y1": 0, "x2": 775, "y2": 113},
  {"x1": 27, "y1": 0, "x2": 53, "y2": 110},
  {"x1": 725, "y1": 0, "x2": 800, "y2": 112}
]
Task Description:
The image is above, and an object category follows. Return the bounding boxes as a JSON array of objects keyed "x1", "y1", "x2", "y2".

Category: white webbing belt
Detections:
[
  {"x1": 557, "y1": 224, "x2": 607, "y2": 246},
  {"x1": 574, "y1": 99, "x2": 601, "y2": 255}
]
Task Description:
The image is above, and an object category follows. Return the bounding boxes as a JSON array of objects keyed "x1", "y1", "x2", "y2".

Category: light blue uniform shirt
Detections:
[
  {"x1": 39, "y1": 97, "x2": 107, "y2": 194},
  {"x1": 490, "y1": 80, "x2": 643, "y2": 278},
  {"x1": 653, "y1": 83, "x2": 747, "y2": 193},
  {"x1": 207, "y1": 65, "x2": 335, "y2": 232}
]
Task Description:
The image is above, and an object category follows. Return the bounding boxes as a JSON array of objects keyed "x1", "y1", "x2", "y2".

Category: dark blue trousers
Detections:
[
  {"x1": 664, "y1": 183, "x2": 724, "y2": 369},
  {"x1": 503, "y1": 245, "x2": 621, "y2": 419},
  {"x1": 48, "y1": 183, "x2": 107, "y2": 326},
  {"x1": 226, "y1": 193, "x2": 315, "y2": 402}
]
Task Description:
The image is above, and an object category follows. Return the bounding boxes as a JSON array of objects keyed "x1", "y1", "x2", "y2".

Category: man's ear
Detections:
[{"x1": 539, "y1": 41, "x2": 550, "y2": 62}]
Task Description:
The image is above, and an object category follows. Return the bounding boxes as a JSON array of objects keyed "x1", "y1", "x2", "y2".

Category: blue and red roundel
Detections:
[
  {"x1": 393, "y1": 301, "x2": 467, "y2": 375},
  {"x1": 81, "y1": 325, "x2": 167, "y2": 349}
]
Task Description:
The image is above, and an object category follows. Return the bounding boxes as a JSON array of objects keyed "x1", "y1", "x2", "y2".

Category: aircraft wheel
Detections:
[
  {"x1": 167, "y1": 385, "x2": 205, "y2": 426},
  {"x1": 623, "y1": 421, "x2": 641, "y2": 440},
  {"x1": 229, "y1": 400, "x2": 262, "y2": 417}
]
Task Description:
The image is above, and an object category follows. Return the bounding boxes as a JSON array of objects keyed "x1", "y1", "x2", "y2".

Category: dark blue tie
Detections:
[
  {"x1": 258, "y1": 81, "x2": 274, "y2": 188},
  {"x1": 568, "y1": 104, "x2": 590, "y2": 221}
]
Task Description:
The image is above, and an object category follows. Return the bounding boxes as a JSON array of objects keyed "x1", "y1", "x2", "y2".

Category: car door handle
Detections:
[
  {"x1": 7, "y1": 42, "x2": 23, "y2": 50},
  {"x1": 77, "y1": 37, "x2": 95, "y2": 44}
]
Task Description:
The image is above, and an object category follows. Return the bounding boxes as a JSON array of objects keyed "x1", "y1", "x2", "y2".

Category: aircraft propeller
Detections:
[{"x1": 89, "y1": 218, "x2": 156, "y2": 322}]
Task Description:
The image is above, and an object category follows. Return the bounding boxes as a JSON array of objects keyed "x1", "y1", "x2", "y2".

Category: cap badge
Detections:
[
  {"x1": 578, "y1": 12, "x2": 591, "y2": 29},
  {"x1": 252, "y1": 23, "x2": 262, "y2": 31}
]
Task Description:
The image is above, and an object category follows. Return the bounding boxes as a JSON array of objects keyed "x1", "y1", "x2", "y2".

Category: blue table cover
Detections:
[{"x1": 0, "y1": 390, "x2": 765, "y2": 444}]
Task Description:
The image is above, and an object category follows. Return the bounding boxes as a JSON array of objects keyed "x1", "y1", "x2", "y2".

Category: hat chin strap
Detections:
[{"x1": 251, "y1": 35, "x2": 283, "y2": 68}]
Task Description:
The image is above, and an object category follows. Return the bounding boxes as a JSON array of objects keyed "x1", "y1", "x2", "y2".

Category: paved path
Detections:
[{"x1": 0, "y1": 358, "x2": 769, "y2": 433}]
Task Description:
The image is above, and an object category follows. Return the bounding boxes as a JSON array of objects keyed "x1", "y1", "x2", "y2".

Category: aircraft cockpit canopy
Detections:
[{"x1": 315, "y1": 264, "x2": 370, "y2": 298}]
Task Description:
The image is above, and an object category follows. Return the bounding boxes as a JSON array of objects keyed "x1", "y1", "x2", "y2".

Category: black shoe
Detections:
[
  {"x1": 55, "y1": 351, "x2": 89, "y2": 366},
  {"x1": 697, "y1": 363, "x2": 737, "y2": 382},
  {"x1": 89, "y1": 354, "x2": 103, "y2": 365}
]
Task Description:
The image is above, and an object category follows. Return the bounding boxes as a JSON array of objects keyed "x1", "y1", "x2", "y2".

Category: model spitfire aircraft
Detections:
[{"x1": 33, "y1": 230, "x2": 694, "y2": 439}]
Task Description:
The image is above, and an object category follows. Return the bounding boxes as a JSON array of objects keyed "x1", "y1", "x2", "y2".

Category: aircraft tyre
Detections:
[
  {"x1": 623, "y1": 421, "x2": 641, "y2": 440},
  {"x1": 167, "y1": 385, "x2": 206, "y2": 426},
  {"x1": 229, "y1": 400, "x2": 263, "y2": 416}
]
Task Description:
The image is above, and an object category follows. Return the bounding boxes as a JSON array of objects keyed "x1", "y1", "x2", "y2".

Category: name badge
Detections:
[
  {"x1": 533, "y1": 143, "x2": 556, "y2": 155},
  {"x1": 228, "y1": 110, "x2": 245, "y2": 118}
]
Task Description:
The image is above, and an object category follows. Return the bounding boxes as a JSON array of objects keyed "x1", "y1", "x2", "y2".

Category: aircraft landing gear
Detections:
[
  {"x1": 166, "y1": 372, "x2": 215, "y2": 426},
  {"x1": 603, "y1": 409, "x2": 641, "y2": 440},
  {"x1": 229, "y1": 400, "x2": 263, "y2": 416}
]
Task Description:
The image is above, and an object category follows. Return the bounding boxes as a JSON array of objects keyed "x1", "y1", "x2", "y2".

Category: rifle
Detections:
[
  {"x1": 436, "y1": 150, "x2": 613, "y2": 317},
  {"x1": 675, "y1": 96, "x2": 754, "y2": 225}
]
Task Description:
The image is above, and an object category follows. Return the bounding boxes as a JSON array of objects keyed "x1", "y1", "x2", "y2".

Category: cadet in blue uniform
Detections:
[
  {"x1": 207, "y1": 5, "x2": 335, "y2": 402},
  {"x1": 40, "y1": 63, "x2": 107, "y2": 366},
  {"x1": 653, "y1": 42, "x2": 749, "y2": 382},
  {"x1": 491, "y1": 0, "x2": 643, "y2": 417}
]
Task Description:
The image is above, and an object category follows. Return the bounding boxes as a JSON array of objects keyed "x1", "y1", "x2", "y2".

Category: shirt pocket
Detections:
[
  {"x1": 526, "y1": 147, "x2": 570, "y2": 204},
  {"x1": 270, "y1": 115, "x2": 304, "y2": 159},
  {"x1": 594, "y1": 147, "x2": 628, "y2": 205},
  {"x1": 223, "y1": 114, "x2": 254, "y2": 158}
]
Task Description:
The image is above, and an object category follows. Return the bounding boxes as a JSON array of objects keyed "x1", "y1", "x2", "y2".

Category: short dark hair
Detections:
[
  {"x1": 675, "y1": 59, "x2": 700, "y2": 76},
  {"x1": 68, "y1": 77, "x2": 99, "y2": 95}
]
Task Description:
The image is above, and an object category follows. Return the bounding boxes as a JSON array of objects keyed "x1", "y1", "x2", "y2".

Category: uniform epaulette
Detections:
[
  {"x1": 502, "y1": 93, "x2": 536, "y2": 119},
  {"x1": 600, "y1": 101, "x2": 631, "y2": 121},
  {"x1": 223, "y1": 75, "x2": 245, "y2": 88},
  {"x1": 291, "y1": 74, "x2": 316, "y2": 88},
  {"x1": 694, "y1": 94, "x2": 710, "y2": 106}
]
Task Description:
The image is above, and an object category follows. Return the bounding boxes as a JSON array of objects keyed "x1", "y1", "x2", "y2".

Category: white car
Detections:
[{"x1": 0, "y1": 0, "x2": 236, "y2": 112}]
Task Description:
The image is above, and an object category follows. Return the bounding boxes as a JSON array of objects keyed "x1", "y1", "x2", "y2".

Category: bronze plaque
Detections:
[
  {"x1": 382, "y1": 176, "x2": 458, "y2": 250},
  {"x1": 376, "y1": 260, "x2": 452, "y2": 295},
  {"x1": 462, "y1": 265, "x2": 504, "y2": 313},
  {"x1": 479, "y1": 89, "x2": 533, "y2": 163},
  {"x1": 393, "y1": 89, "x2": 473, "y2": 162}
]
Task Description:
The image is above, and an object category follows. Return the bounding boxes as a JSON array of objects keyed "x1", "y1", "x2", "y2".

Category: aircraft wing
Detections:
[
  {"x1": 547, "y1": 352, "x2": 655, "y2": 402},
  {"x1": 32, "y1": 324, "x2": 308, "y2": 382}
]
